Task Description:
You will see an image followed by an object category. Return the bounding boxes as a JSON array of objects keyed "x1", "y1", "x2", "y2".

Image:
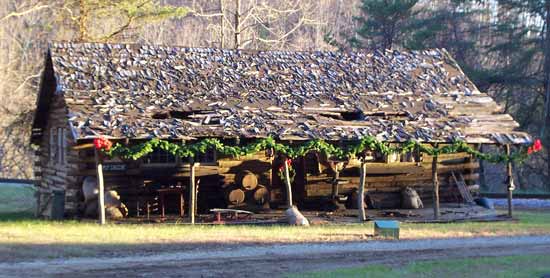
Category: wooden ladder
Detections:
[{"x1": 451, "y1": 172, "x2": 475, "y2": 204}]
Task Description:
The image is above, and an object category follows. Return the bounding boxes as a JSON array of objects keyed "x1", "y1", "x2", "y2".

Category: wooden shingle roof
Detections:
[{"x1": 36, "y1": 42, "x2": 530, "y2": 144}]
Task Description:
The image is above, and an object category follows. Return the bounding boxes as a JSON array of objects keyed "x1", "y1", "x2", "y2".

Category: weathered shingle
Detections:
[{"x1": 45, "y1": 42, "x2": 529, "y2": 144}]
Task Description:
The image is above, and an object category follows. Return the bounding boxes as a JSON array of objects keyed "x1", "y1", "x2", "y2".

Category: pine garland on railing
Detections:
[{"x1": 94, "y1": 136, "x2": 542, "y2": 164}]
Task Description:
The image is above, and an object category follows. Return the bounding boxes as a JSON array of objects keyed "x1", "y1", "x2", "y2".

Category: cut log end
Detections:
[
  {"x1": 237, "y1": 170, "x2": 258, "y2": 191},
  {"x1": 226, "y1": 188, "x2": 245, "y2": 205},
  {"x1": 252, "y1": 185, "x2": 270, "y2": 205}
]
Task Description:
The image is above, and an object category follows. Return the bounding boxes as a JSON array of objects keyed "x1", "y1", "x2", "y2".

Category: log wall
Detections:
[
  {"x1": 37, "y1": 99, "x2": 480, "y2": 216},
  {"x1": 35, "y1": 93, "x2": 81, "y2": 215},
  {"x1": 304, "y1": 151, "x2": 479, "y2": 208}
]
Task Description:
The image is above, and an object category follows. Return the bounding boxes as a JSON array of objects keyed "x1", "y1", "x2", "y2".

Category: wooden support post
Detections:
[
  {"x1": 477, "y1": 144, "x2": 487, "y2": 190},
  {"x1": 506, "y1": 145, "x2": 514, "y2": 218},
  {"x1": 331, "y1": 165, "x2": 340, "y2": 199},
  {"x1": 431, "y1": 153, "x2": 440, "y2": 220},
  {"x1": 189, "y1": 162, "x2": 197, "y2": 224},
  {"x1": 283, "y1": 159, "x2": 293, "y2": 207},
  {"x1": 357, "y1": 160, "x2": 367, "y2": 222},
  {"x1": 94, "y1": 149, "x2": 106, "y2": 225}
]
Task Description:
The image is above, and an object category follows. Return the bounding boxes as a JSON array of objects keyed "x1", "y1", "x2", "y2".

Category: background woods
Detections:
[{"x1": 0, "y1": 0, "x2": 548, "y2": 192}]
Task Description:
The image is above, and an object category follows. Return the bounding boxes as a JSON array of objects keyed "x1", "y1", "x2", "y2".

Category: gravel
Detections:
[{"x1": 1, "y1": 235, "x2": 550, "y2": 278}]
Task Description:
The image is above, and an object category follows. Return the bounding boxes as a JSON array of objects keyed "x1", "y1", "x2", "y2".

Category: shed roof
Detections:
[{"x1": 33, "y1": 42, "x2": 530, "y2": 144}]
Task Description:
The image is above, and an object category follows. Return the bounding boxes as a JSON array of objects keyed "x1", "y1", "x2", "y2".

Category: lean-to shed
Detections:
[{"x1": 31, "y1": 42, "x2": 530, "y2": 217}]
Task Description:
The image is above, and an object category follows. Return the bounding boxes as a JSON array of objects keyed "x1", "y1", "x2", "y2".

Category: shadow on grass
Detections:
[
  {"x1": 0, "y1": 241, "x2": 255, "y2": 263},
  {"x1": 0, "y1": 212, "x2": 36, "y2": 222}
]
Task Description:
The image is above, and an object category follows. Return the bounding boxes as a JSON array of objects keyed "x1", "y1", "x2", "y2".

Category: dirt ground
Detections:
[{"x1": 1, "y1": 235, "x2": 549, "y2": 278}]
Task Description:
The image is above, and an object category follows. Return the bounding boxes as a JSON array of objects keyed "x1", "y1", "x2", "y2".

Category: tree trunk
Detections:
[
  {"x1": 220, "y1": 0, "x2": 224, "y2": 48},
  {"x1": 78, "y1": 0, "x2": 89, "y2": 42},
  {"x1": 234, "y1": 0, "x2": 241, "y2": 48}
]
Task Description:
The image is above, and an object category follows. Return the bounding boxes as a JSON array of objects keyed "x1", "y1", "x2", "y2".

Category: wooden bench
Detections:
[{"x1": 210, "y1": 208, "x2": 254, "y2": 224}]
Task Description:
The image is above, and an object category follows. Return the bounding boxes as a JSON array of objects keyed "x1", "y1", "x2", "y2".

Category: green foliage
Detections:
[
  {"x1": 105, "y1": 137, "x2": 532, "y2": 164},
  {"x1": 351, "y1": 0, "x2": 418, "y2": 50},
  {"x1": 118, "y1": 0, "x2": 190, "y2": 22}
]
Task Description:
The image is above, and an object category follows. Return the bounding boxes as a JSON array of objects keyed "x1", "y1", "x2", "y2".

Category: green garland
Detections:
[{"x1": 104, "y1": 136, "x2": 531, "y2": 164}]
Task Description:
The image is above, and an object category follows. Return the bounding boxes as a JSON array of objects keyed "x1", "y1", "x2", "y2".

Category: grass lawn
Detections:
[
  {"x1": 0, "y1": 183, "x2": 35, "y2": 215},
  {"x1": 290, "y1": 254, "x2": 550, "y2": 278},
  {"x1": 1, "y1": 183, "x2": 550, "y2": 260}
]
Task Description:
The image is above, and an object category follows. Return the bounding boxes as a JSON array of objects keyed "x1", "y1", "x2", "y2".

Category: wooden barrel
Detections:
[
  {"x1": 236, "y1": 170, "x2": 258, "y2": 191},
  {"x1": 226, "y1": 187, "x2": 245, "y2": 205},
  {"x1": 252, "y1": 185, "x2": 270, "y2": 205}
]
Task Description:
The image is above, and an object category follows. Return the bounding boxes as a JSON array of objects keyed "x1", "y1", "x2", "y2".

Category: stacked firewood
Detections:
[{"x1": 225, "y1": 170, "x2": 270, "y2": 209}]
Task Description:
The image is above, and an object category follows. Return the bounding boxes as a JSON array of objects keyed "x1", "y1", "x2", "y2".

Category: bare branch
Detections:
[{"x1": 0, "y1": 4, "x2": 50, "y2": 22}]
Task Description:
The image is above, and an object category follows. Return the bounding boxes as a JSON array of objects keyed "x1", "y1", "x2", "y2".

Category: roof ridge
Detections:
[{"x1": 48, "y1": 40, "x2": 448, "y2": 57}]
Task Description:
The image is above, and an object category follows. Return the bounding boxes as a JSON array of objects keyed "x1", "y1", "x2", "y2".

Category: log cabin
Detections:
[{"x1": 30, "y1": 42, "x2": 530, "y2": 219}]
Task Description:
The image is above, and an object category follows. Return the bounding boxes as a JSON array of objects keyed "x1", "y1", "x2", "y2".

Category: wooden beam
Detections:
[
  {"x1": 431, "y1": 152, "x2": 440, "y2": 220},
  {"x1": 357, "y1": 160, "x2": 367, "y2": 222},
  {"x1": 94, "y1": 149, "x2": 106, "y2": 225},
  {"x1": 189, "y1": 162, "x2": 197, "y2": 224},
  {"x1": 506, "y1": 144, "x2": 514, "y2": 218},
  {"x1": 72, "y1": 143, "x2": 94, "y2": 150},
  {"x1": 283, "y1": 159, "x2": 293, "y2": 207}
]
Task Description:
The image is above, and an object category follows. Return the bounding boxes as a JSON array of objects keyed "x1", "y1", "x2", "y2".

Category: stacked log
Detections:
[
  {"x1": 224, "y1": 170, "x2": 271, "y2": 209},
  {"x1": 236, "y1": 170, "x2": 258, "y2": 191},
  {"x1": 251, "y1": 185, "x2": 270, "y2": 206},
  {"x1": 225, "y1": 186, "x2": 246, "y2": 205}
]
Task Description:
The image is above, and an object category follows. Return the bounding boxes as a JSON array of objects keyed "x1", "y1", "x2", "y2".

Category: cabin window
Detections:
[
  {"x1": 144, "y1": 149, "x2": 177, "y2": 165},
  {"x1": 143, "y1": 148, "x2": 216, "y2": 166},
  {"x1": 176, "y1": 148, "x2": 217, "y2": 164},
  {"x1": 49, "y1": 128, "x2": 57, "y2": 163}
]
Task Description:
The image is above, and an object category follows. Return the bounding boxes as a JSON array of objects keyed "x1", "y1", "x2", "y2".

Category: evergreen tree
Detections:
[
  {"x1": 404, "y1": 1, "x2": 484, "y2": 65},
  {"x1": 350, "y1": 0, "x2": 418, "y2": 50}
]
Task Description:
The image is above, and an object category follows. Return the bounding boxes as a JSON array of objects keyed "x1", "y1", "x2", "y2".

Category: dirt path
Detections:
[{"x1": 2, "y1": 235, "x2": 550, "y2": 278}]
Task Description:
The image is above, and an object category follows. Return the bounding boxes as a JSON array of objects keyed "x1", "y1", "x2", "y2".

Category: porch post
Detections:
[
  {"x1": 506, "y1": 144, "x2": 514, "y2": 218},
  {"x1": 94, "y1": 149, "x2": 106, "y2": 225},
  {"x1": 331, "y1": 165, "x2": 340, "y2": 199},
  {"x1": 357, "y1": 159, "x2": 367, "y2": 222},
  {"x1": 189, "y1": 162, "x2": 197, "y2": 224},
  {"x1": 283, "y1": 158, "x2": 293, "y2": 207},
  {"x1": 431, "y1": 147, "x2": 440, "y2": 220}
]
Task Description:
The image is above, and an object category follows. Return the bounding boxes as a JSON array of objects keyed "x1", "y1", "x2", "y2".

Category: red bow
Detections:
[
  {"x1": 527, "y1": 139, "x2": 542, "y2": 155},
  {"x1": 93, "y1": 137, "x2": 113, "y2": 151},
  {"x1": 278, "y1": 159, "x2": 292, "y2": 171}
]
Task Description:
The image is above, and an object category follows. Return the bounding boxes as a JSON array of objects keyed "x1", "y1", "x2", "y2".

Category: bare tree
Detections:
[{"x1": 192, "y1": 0, "x2": 325, "y2": 49}]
